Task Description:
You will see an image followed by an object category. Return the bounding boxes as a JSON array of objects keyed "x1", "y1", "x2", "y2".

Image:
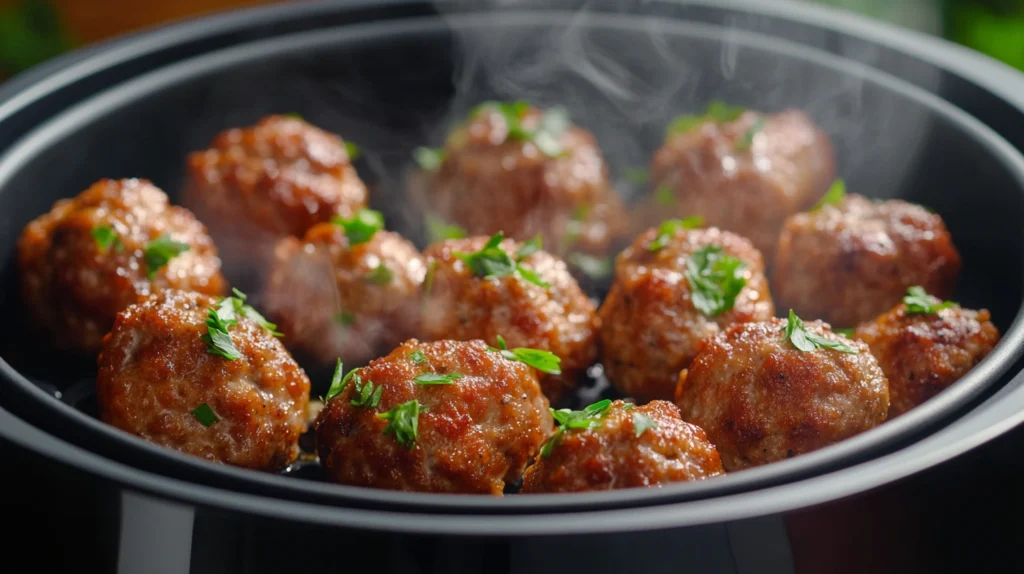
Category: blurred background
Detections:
[{"x1": 1, "y1": 0, "x2": 1023, "y2": 83}]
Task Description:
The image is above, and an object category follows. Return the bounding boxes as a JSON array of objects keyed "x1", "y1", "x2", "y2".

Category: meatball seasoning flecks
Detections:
[
  {"x1": 420, "y1": 234, "x2": 599, "y2": 403},
  {"x1": 415, "y1": 101, "x2": 628, "y2": 258},
  {"x1": 17, "y1": 178, "x2": 226, "y2": 355},
  {"x1": 599, "y1": 224, "x2": 774, "y2": 402},
  {"x1": 773, "y1": 192, "x2": 961, "y2": 328},
  {"x1": 642, "y1": 105, "x2": 836, "y2": 259},
  {"x1": 855, "y1": 288, "x2": 1000, "y2": 418},
  {"x1": 184, "y1": 115, "x2": 368, "y2": 289},
  {"x1": 262, "y1": 211, "x2": 426, "y2": 369},
  {"x1": 520, "y1": 400, "x2": 725, "y2": 493},
  {"x1": 676, "y1": 315, "x2": 889, "y2": 471},
  {"x1": 96, "y1": 289, "x2": 310, "y2": 471},
  {"x1": 315, "y1": 339, "x2": 553, "y2": 494}
]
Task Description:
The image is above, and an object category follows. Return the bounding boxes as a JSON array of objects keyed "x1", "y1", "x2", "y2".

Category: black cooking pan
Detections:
[{"x1": 2, "y1": 0, "x2": 1024, "y2": 557}]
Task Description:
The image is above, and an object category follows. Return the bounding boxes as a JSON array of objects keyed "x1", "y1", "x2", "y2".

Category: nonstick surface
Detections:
[{"x1": 1, "y1": 5, "x2": 1024, "y2": 515}]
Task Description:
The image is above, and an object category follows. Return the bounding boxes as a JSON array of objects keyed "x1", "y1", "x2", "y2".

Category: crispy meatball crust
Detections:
[
  {"x1": 421, "y1": 104, "x2": 627, "y2": 256},
  {"x1": 772, "y1": 194, "x2": 961, "y2": 327},
  {"x1": 315, "y1": 339, "x2": 553, "y2": 494},
  {"x1": 675, "y1": 318, "x2": 889, "y2": 471},
  {"x1": 17, "y1": 178, "x2": 226, "y2": 355},
  {"x1": 855, "y1": 304, "x2": 999, "y2": 418},
  {"x1": 644, "y1": 109, "x2": 835, "y2": 258},
  {"x1": 262, "y1": 224, "x2": 426, "y2": 368},
  {"x1": 96, "y1": 289, "x2": 311, "y2": 471},
  {"x1": 520, "y1": 400, "x2": 725, "y2": 493},
  {"x1": 420, "y1": 236, "x2": 599, "y2": 403},
  {"x1": 598, "y1": 227, "x2": 774, "y2": 402},
  {"x1": 184, "y1": 115, "x2": 368, "y2": 286}
]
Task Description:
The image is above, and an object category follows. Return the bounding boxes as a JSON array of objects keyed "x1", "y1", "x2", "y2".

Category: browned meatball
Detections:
[
  {"x1": 17, "y1": 178, "x2": 226, "y2": 355},
  {"x1": 675, "y1": 317, "x2": 889, "y2": 471},
  {"x1": 641, "y1": 107, "x2": 835, "y2": 259},
  {"x1": 184, "y1": 115, "x2": 368, "y2": 288},
  {"x1": 855, "y1": 297, "x2": 1000, "y2": 418},
  {"x1": 96, "y1": 289, "x2": 311, "y2": 471},
  {"x1": 420, "y1": 235, "x2": 599, "y2": 403},
  {"x1": 772, "y1": 193, "x2": 961, "y2": 328},
  {"x1": 262, "y1": 217, "x2": 426, "y2": 368},
  {"x1": 520, "y1": 400, "x2": 725, "y2": 493},
  {"x1": 417, "y1": 101, "x2": 627, "y2": 257},
  {"x1": 598, "y1": 225, "x2": 774, "y2": 402},
  {"x1": 315, "y1": 339, "x2": 552, "y2": 494}
]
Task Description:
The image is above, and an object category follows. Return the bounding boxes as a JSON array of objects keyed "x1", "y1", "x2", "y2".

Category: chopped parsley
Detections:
[
  {"x1": 344, "y1": 141, "x2": 361, "y2": 161},
  {"x1": 91, "y1": 225, "x2": 122, "y2": 252},
  {"x1": 540, "y1": 399, "x2": 613, "y2": 458},
  {"x1": 567, "y1": 252, "x2": 613, "y2": 280},
  {"x1": 324, "y1": 359, "x2": 349, "y2": 401},
  {"x1": 284, "y1": 112, "x2": 303, "y2": 119},
  {"x1": 835, "y1": 328, "x2": 856, "y2": 338},
  {"x1": 408, "y1": 350, "x2": 428, "y2": 364},
  {"x1": 414, "y1": 147, "x2": 446, "y2": 172},
  {"x1": 334, "y1": 311, "x2": 356, "y2": 326},
  {"x1": 903, "y1": 286, "x2": 955, "y2": 315},
  {"x1": 332, "y1": 208, "x2": 384, "y2": 246},
  {"x1": 782, "y1": 309, "x2": 858, "y2": 354},
  {"x1": 736, "y1": 117, "x2": 765, "y2": 151},
  {"x1": 472, "y1": 101, "x2": 572, "y2": 158},
  {"x1": 143, "y1": 235, "x2": 190, "y2": 279},
  {"x1": 654, "y1": 184, "x2": 675, "y2": 206},
  {"x1": 516, "y1": 235, "x2": 543, "y2": 260},
  {"x1": 426, "y1": 215, "x2": 467, "y2": 242},
  {"x1": 378, "y1": 399, "x2": 426, "y2": 449},
  {"x1": 648, "y1": 216, "x2": 704, "y2": 252},
  {"x1": 349, "y1": 371, "x2": 382, "y2": 408},
  {"x1": 563, "y1": 205, "x2": 589, "y2": 247},
  {"x1": 423, "y1": 261, "x2": 438, "y2": 296},
  {"x1": 216, "y1": 288, "x2": 282, "y2": 336},
  {"x1": 414, "y1": 372, "x2": 463, "y2": 385},
  {"x1": 200, "y1": 306, "x2": 241, "y2": 360},
  {"x1": 454, "y1": 232, "x2": 550, "y2": 288},
  {"x1": 813, "y1": 179, "x2": 846, "y2": 210},
  {"x1": 666, "y1": 100, "x2": 746, "y2": 139},
  {"x1": 491, "y1": 335, "x2": 561, "y2": 375},
  {"x1": 191, "y1": 403, "x2": 219, "y2": 427},
  {"x1": 364, "y1": 263, "x2": 393, "y2": 285},
  {"x1": 632, "y1": 412, "x2": 659, "y2": 437},
  {"x1": 624, "y1": 167, "x2": 649, "y2": 184},
  {"x1": 685, "y1": 246, "x2": 748, "y2": 317}
]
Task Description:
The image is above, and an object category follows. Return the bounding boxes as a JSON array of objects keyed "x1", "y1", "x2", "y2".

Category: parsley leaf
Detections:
[
  {"x1": 782, "y1": 309, "x2": 858, "y2": 354},
  {"x1": 455, "y1": 232, "x2": 550, "y2": 288},
  {"x1": 414, "y1": 372, "x2": 463, "y2": 385},
  {"x1": 903, "y1": 286, "x2": 955, "y2": 314},
  {"x1": 648, "y1": 216, "x2": 704, "y2": 252},
  {"x1": 378, "y1": 399, "x2": 426, "y2": 449},
  {"x1": 143, "y1": 235, "x2": 190, "y2": 279},
  {"x1": 200, "y1": 307, "x2": 241, "y2": 360},
  {"x1": 324, "y1": 359, "x2": 348, "y2": 401},
  {"x1": 515, "y1": 264, "x2": 551, "y2": 288},
  {"x1": 473, "y1": 101, "x2": 571, "y2": 158},
  {"x1": 633, "y1": 412, "x2": 659, "y2": 437},
  {"x1": 192, "y1": 403, "x2": 219, "y2": 427},
  {"x1": 426, "y1": 215, "x2": 467, "y2": 242},
  {"x1": 736, "y1": 117, "x2": 765, "y2": 151},
  {"x1": 91, "y1": 225, "x2": 123, "y2": 253},
  {"x1": 654, "y1": 184, "x2": 675, "y2": 206},
  {"x1": 685, "y1": 246, "x2": 748, "y2": 317},
  {"x1": 666, "y1": 100, "x2": 746, "y2": 139},
  {"x1": 423, "y1": 261, "x2": 438, "y2": 296},
  {"x1": 490, "y1": 336, "x2": 562, "y2": 375},
  {"x1": 540, "y1": 399, "x2": 613, "y2": 458},
  {"x1": 567, "y1": 252, "x2": 613, "y2": 280},
  {"x1": 334, "y1": 311, "x2": 356, "y2": 326},
  {"x1": 813, "y1": 179, "x2": 846, "y2": 210},
  {"x1": 349, "y1": 371, "x2": 383, "y2": 408},
  {"x1": 516, "y1": 235, "x2": 543, "y2": 260},
  {"x1": 624, "y1": 167, "x2": 648, "y2": 184},
  {"x1": 217, "y1": 288, "x2": 282, "y2": 336},
  {"x1": 344, "y1": 141, "x2": 361, "y2": 161},
  {"x1": 408, "y1": 350, "x2": 428, "y2": 364},
  {"x1": 332, "y1": 208, "x2": 384, "y2": 246},
  {"x1": 284, "y1": 112, "x2": 303, "y2": 119},
  {"x1": 364, "y1": 263, "x2": 393, "y2": 285},
  {"x1": 835, "y1": 328, "x2": 856, "y2": 338},
  {"x1": 414, "y1": 147, "x2": 446, "y2": 172}
]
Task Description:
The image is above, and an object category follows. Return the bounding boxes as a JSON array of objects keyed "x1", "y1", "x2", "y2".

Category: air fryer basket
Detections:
[{"x1": 2, "y1": 0, "x2": 1024, "y2": 526}]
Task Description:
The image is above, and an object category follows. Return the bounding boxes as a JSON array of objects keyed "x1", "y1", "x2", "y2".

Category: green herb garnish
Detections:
[
  {"x1": 666, "y1": 100, "x2": 746, "y2": 139},
  {"x1": 334, "y1": 311, "x2": 356, "y2": 326},
  {"x1": 378, "y1": 399, "x2": 426, "y2": 449},
  {"x1": 324, "y1": 360, "x2": 348, "y2": 402},
  {"x1": 567, "y1": 252, "x2": 613, "y2": 280},
  {"x1": 516, "y1": 235, "x2": 543, "y2": 261},
  {"x1": 349, "y1": 371, "x2": 382, "y2": 408},
  {"x1": 835, "y1": 328, "x2": 856, "y2": 338},
  {"x1": 143, "y1": 235, "x2": 190, "y2": 279},
  {"x1": 191, "y1": 403, "x2": 219, "y2": 427},
  {"x1": 472, "y1": 101, "x2": 571, "y2": 158},
  {"x1": 426, "y1": 215, "x2": 467, "y2": 242},
  {"x1": 414, "y1": 147, "x2": 446, "y2": 172},
  {"x1": 903, "y1": 286, "x2": 956, "y2": 315},
  {"x1": 654, "y1": 184, "x2": 675, "y2": 206},
  {"x1": 408, "y1": 350, "x2": 428, "y2": 364},
  {"x1": 491, "y1": 335, "x2": 562, "y2": 375},
  {"x1": 365, "y1": 263, "x2": 393, "y2": 285},
  {"x1": 648, "y1": 216, "x2": 704, "y2": 252},
  {"x1": 91, "y1": 225, "x2": 122, "y2": 253},
  {"x1": 423, "y1": 261, "x2": 438, "y2": 296},
  {"x1": 344, "y1": 141, "x2": 361, "y2": 161},
  {"x1": 332, "y1": 208, "x2": 384, "y2": 246},
  {"x1": 782, "y1": 309, "x2": 858, "y2": 354},
  {"x1": 685, "y1": 245, "x2": 747, "y2": 317},
  {"x1": 814, "y1": 179, "x2": 846, "y2": 210},
  {"x1": 736, "y1": 117, "x2": 765, "y2": 151},
  {"x1": 632, "y1": 412, "x2": 659, "y2": 437},
  {"x1": 414, "y1": 372, "x2": 463, "y2": 385},
  {"x1": 216, "y1": 288, "x2": 282, "y2": 336},
  {"x1": 201, "y1": 306, "x2": 241, "y2": 360},
  {"x1": 283, "y1": 112, "x2": 303, "y2": 119},
  {"x1": 455, "y1": 232, "x2": 550, "y2": 288},
  {"x1": 624, "y1": 167, "x2": 649, "y2": 184},
  {"x1": 539, "y1": 399, "x2": 613, "y2": 458}
]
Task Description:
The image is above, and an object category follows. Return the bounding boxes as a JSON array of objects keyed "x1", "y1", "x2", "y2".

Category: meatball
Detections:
[
  {"x1": 642, "y1": 107, "x2": 835, "y2": 258},
  {"x1": 772, "y1": 193, "x2": 961, "y2": 327},
  {"x1": 417, "y1": 101, "x2": 627, "y2": 257},
  {"x1": 96, "y1": 289, "x2": 311, "y2": 471},
  {"x1": 599, "y1": 225, "x2": 774, "y2": 402},
  {"x1": 520, "y1": 400, "x2": 725, "y2": 493},
  {"x1": 17, "y1": 178, "x2": 226, "y2": 355},
  {"x1": 855, "y1": 296, "x2": 1000, "y2": 418},
  {"x1": 420, "y1": 234, "x2": 599, "y2": 403},
  {"x1": 675, "y1": 316, "x2": 889, "y2": 471},
  {"x1": 262, "y1": 216, "x2": 426, "y2": 369},
  {"x1": 315, "y1": 339, "x2": 553, "y2": 494},
  {"x1": 184, "y1": 115, "x2": 368, "y2": 289}
]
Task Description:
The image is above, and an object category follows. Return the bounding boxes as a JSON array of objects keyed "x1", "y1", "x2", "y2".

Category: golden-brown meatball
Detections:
[
  {"x1": 598, "y1": 225, "x2": 774, "y2": 402},
  {"x1": 314, "y1": 339, "x2": 553, "y2": 494},
  {"x1": 772, "y1": 193, "x2": 961, "y2": 328},
  {"x1": 96, "y1": 289, "x2": 310, "y2": 471},
  {"x1": 854, "y1": 291, "x2": 1000, "y2": 418},
  {"x1": 17, "y1": 178, "x2": 226, "y2": 355},
  {"x1": 641, "y1": 106, "x2": 835, "y2": 258},
  {"x1": 262, "y1": 214, "x2": 426, "y2": 369},
  {"x1": 416, "y1": 101, "x2": 627, "y2": 257},
  {"x1": 520, "y1": 400, "x2": 725, "y2": 493},
  {"x1": 420, "y1": 234, "x2": 598, "y2": 403},
  {"x1": 676, "y1": 315, "x2": 889, "y2": 471},
  {"x1": 184, "y1": 115, "x2": 368, "y2": 288}
]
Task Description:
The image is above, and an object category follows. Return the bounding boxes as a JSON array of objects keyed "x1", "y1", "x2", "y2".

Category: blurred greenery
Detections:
[{"x1": 0, "y1": 0, "x2": 74, "y2": 79}]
